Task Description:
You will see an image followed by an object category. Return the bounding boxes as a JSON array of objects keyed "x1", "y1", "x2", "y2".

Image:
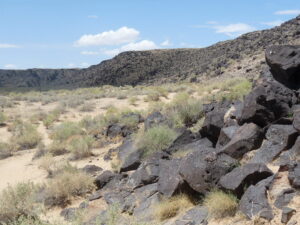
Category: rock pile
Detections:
[{"x1": 64, "y1": 45, "x2": 300, "y2": 224}]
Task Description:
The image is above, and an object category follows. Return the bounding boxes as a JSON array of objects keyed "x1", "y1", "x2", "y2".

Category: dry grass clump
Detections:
[
  {"x1": 10, "y1": 120, "x2": 41, "y2": 150},
  {"x1": 136, "y1": 125, "x2": 177, "y2": 157},
  {"x1": 42, "y1": 105, "x2": 66, "y2": 128},
  {"x1": 0, "y1": 182, "x2": 39, "y2": 224},
  {"x1": 128, "y1": 96, "x2": 139, "y2": 106},
  {"x1": 50, "y1": 122, "x2": 84, "y2": 142},
  {"x1": 203, "y1": 189, "x2": 238, "y2": 219},
  {"x1": 144, "y1": 91, "x2": 161, "y2": 102},
  {"x1": 79, "y1": 102, "x2": 95, "y2": 112},
  {"x1": 155, "y1": 194, "x2": 194, "y2": 221},
  {"x1": 0, "y1": 112, "x2": 7, "y2": 125},
  {"x1": 0, "y1": 96, "x2": 14, "y2": 108},
  {"x1": 165, "y1": 92, "x2": 204, "y2": 128},
  {"x1": 44, "y1": 169, "x2": 95, "y2": 207},
  {"x1": 66, "y1": 135, "x2": 94, "y2": 160},
  {"x1": 0, "y1": 142, "x2": 13, "y2": 159}
]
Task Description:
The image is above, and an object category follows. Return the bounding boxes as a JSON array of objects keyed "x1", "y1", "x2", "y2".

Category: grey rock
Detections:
[
  {"x1": 174, "y1": 206, "x2": 208, "y2": 225},
  {"x1": 281, "y1": 207, "x2": 296, "y2": 224},
  {"x1": 274, "y1": 188, "x2": 296, "y2": 209}
]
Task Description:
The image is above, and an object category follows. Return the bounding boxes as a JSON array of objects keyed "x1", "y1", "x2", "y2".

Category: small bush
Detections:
[
  {"x1": 203, "y1": 190, "x2": 238, "y2": 219},
  {"x1": 128, "y1": 96, "x2": 139, "y2": 106},
  {"x1": 155, "y1": 194, "x2": 194, "y2": 221},
  {"x1": 45, "y1": 169, "x2": 94, "y2": 207},
  {"x1": 136, "y1": 126, "x2": 177, "y2": 157},
  {"x1": 50, "y1": 122, "x2": 84, "y2": 142},
  {"x1": 47, "y1": 141, "x2": 67, "y2": 156},
  {"x1": 0, "y1": 182, "x2": 39, "y2": 223},
  {"x1": 0, "y1": 112, "x2": 7, "y2": 124},
  {"x1": 32, "y1": 143, "x2": 47, "y2": 160},
  {"x1": 10, "y1": 121, "x2": 41, "y2": 150},
  {"x1": 66, "y1": 135, "x2": 94, "y2": 160},
  {"x1": 144, "y1": 91, "x2": 160, "y2": 102},
  {"x1": 0, "y1": 142, "x2": 13, "y2": 159},
  {"x1": 79, "y1": 102, "x2": 95, "y2": 112}
]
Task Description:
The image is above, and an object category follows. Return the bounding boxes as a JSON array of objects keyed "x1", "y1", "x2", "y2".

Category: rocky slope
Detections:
[
  {"x1": 1, "y1": 16, "x2": 300, "y2": 90},
  {"x1": 54, "y1": 45, "x2": 300, "y2": 225}
]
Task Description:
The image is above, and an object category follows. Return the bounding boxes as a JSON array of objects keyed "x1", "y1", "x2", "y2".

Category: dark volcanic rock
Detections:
[
  {"x1": 94, "y1": 170, "x2": 123, "y2": 190},
  {"x1": 288, "y1": 163, "x2": 300, "y2": 188},
  {"x1": 274, "y1": 188, "x2": 296, "y2": 209},
  {"x1": 250, "y1": 125, "x2": 298, "y2": 164},
  {"x1": 166, "y1": 129, "x2": 200, "y2": 153},
  {"x1": 281, "y1": 207, "x2": 296, "y2": 224},
  {"x1": 158, "y1": 159, "x2": 186, "y2": 197},
  {"x1": 117, "y1": 138, "x2": 142, "y2": 172},
  {"x1": 219, "y1": 163, "x2": 273, "y2": 198},
  {"x1": 60, "y1": 208, "x2": 77, "y2": 221},
  {"x1": 216, "y1": 125, "x2": 238, "y2": 148},
  {"x1": 293, "y1": 109, "x2": 300, "y2": 132},
  {"x1": 219, "y1": 123, "x2": 263, "y2": 159},
  {"x1": 238, "y1": 78, "x2": 297, "y2": 127},
  {"x1": 81, "y1": 165, "x2": 103, "y2": 176},
  {"x1": 179, "y1": 148, "x2": 237, "y2": 194},
  {"x1": 200, "y1": 101, "x2": 231, "y2": 145},
  {"x1": 174, "y1": 206, "x2": 208, "y2": 225},
  {"x1": 239, "y1": 176, "x2": 274, "y2": 220},
  {"x1": 266, "y1": 45, "x2": 300, "y2": 89},
  {"x1": 279, "y1": 136, "x2": 300, "y2": 167}
]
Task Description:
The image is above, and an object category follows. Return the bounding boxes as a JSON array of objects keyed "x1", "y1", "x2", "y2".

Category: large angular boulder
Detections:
[
  {"x1": 238, "y1": 78, "x2": 297, "y2": 127},
  {"x1": 288, "y1": 163, "x2": 300, "y2": 188},
  {"x1": 279, "y1": 136, "x2": 300, "y2": 167},
  {"x1": 117, "y1": 138, "x2": 142, "y2": 172},
  {"x1": 274, "y1": 188, "x2": 296, "y2": 209},
  {"x1": 216, "y1": 125, "x2": 239, "y2": 148},
  {"x1": 126, "y1": 152, "x2": 169, "y2": 190},
  {"x1": 200, "y1": 101, "x2": 231, "y2": 145},
  {"x1": 265, "y1": 45, "x2": 300, "y2": 89},
  {"x1": 219, "y1": 123, "x2": 263, "y2": 159},
  {"x1": 239, "y1": 176, "x2": 274, "y2": 221},
  {"x1": 173, "y1": 206, "x2": 208, "y2": 225},
  {"x1": 250, "y1": 125, "x2": 298, "y2": 164},
  {"x1": 219, "y1": 163, "x2": 273, "y2": 198},
  {"x1": 293, "y1": 109, "x2": 300, "y2": 132},
  {"x1": 158, "y1": 159, "x2": 186, "y2": 197},
  {"x1": 179, "y1": 148, "x2": 237, "y2": 194},
  {"x1": 94, "y1": 170, "x2": 117, "y2": 189}
]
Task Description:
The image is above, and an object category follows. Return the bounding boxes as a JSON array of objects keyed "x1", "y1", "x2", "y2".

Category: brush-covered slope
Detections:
[{"x1": 1, "y1": 16, "x2": 300, "y2": 90}]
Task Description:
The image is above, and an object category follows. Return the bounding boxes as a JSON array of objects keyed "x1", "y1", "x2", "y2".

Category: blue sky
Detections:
[{"x1": 0, "y1": 0, "x2": 300, "y2": 69}]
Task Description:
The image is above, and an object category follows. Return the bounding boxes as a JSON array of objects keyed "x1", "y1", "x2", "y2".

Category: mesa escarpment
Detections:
[{"x1": 1, "y1": 15, "x2": 300, "y2": 90}]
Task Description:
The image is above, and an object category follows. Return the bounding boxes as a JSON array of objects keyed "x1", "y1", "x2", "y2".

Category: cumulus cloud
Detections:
[
  {"x1": 81, "y1": 51, "x2": 99, "y2": 55},
  {"x1": 104, "y1": 40, "x2": 157, "y2": 56},
  {"x1": 275, "y1": 10, "x2": 300, "y2": 15},
  {"x1": 0, "y1": 43, "x2": 19, "y2": 48},
  {"x1": 213, "y1": 23, "x2": 256, "y2": 37},
  {"x1": 88, "y1": 15, "x2": 98, "y2": 19},
  {"x1": 75, "y1": 26, "x2": 140, "y2": 47},
  {"x1": 4, "y1": 64, "x2": 18, "y2": 69},
  {"x1": 261, "y1": 20, "x2": 284, "y2": 27},
  {"x1": 161, "y1": 39, "x2": 172, "y2": 47}
]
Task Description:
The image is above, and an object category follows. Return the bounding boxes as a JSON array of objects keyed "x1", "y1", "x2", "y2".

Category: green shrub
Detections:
[
  {"x1": 0, "y1": 182, "x2": 39, "y2": 224},
  {"x1": 10, "y1": 121, "x2": 41, "y2": 150},
  {"x1": 0, "y1": 112, "x2": 7, "y2": 124},
  {"x1": 47, "y1": 141, "x2": 67, "y2": 156},
  {"x1": 0, "y1": 142, "x2": 13, "y2": 159},
  {"x1": 136, "y1": 126, "x2": 177, "y2": 157},
  {"x1": 50, "y1": 122, "x2": 84, "y2": 142},
  {"x1": 67, "y1": 135, "x2": 94, "y2": 160},
  {"x1": 45, "y1": 169, "x2": 94, "y2": 207},
  {"x1": 79, "y1": 102, "x2": 95, "y2": 112},
  {"x1": 203, "y1": 189, "x2": 238, "y2": 219},
  {"x1": 128, "y1": 96, "x2": 139, "y2": 106}
]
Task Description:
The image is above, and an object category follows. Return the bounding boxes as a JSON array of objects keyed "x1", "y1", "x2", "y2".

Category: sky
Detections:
[{"x1": 0, "y1": 0, "x2": 300, "y2": 69}]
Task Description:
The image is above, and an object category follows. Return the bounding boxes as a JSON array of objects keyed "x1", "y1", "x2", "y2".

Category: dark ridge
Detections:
[{"x1": 1, "y1": 15, "x2": 300, "y2": 90}]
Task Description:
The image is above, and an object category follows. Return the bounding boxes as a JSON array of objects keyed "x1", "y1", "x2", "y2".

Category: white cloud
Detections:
[
  {"x1": 88, "y1": 15, "x2": 98, "y2": 19},
  {"x1": 214, "y1": 23, "x2": 256, "y2": 37},
  {"x1": 67, "y1": 63, "x2": 76, "y2": 67},
  {"x1": 4, "y1": 64, "x2": 18, "y2": 69},
  {"x1": 161, "y1": 39, "x2": 172, "y2": 47},
  {"x1": 75, "y1": 26, "x2": 140, "y2": 47},
  {"x1": 80, "y1": 62, "x2": 90, "y2": 67},
  {"x1": 261, "y1": 20, "x2": 284, "y2": 27},
  {"x1": 0, "y1": 44, "x2": 19, "y2": 48},
  {"x1": 81, "y1": 51, "x2": 99, "y2": 55},
  {"x1": 104, "y1": 40, "x2": 157, "y2": 56},
  {"x1": 275, "y1": 10, "x2": 300, "y2": 15}
]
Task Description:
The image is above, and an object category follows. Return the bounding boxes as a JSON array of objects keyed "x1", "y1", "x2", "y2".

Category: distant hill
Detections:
[{"x1": 1, "y1": 16, "x2": 300, "y2": 90}]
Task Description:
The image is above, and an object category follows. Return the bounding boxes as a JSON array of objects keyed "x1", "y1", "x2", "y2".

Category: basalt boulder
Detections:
[
  {"x1": 266, "y1": 45, "x2": 300, "y2": 89},
  {"x1": 219, "y1": 163, "x2": 273, "y2": 198},
  {"x1": 179, "y1": 148, "x2": 237, "y2": 194},
  {"x1": 219, "y1": 123, "x2": 263, "y2": 159},
  {"x1": 238, "y1": 77, "x2": 297, "y2": 127}
]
